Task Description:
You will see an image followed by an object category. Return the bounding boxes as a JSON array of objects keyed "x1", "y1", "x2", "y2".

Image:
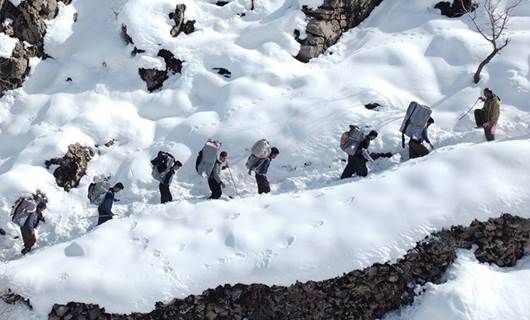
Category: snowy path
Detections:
[{"x1": 1, "y1": 0, "x2": 530, "y2": 318}]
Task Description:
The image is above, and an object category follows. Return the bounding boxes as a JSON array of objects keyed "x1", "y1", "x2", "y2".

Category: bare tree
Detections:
[{"x1": 461, "y1": 0, "x2": 522, "y2": 83}]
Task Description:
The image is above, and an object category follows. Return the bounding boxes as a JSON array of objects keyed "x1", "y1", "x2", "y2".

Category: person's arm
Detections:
[
  {"x1": 162, "y1": 169, "x2": 175, "y2": 185},
  {"x1": 361, "y1": 149, "x2": 375, "y2": 162},
  {"x1": 211, "y1": 163, "x2": 222, "y2": 184},
  {"x1": 100, "y1": 191, "x2": 114, "y2": 214},
  {"x1": 257, "y1": 159, "x2": 270, "y2": 175}
]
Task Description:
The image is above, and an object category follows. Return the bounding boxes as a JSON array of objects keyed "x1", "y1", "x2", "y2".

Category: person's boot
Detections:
[{"x1": 21, "y1": 247, "x2": 31, "y2": 255}]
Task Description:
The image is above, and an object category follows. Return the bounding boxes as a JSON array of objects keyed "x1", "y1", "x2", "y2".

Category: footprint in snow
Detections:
[
  {"x1": 312, "y1": 220, "x2": 325, "y2": 228},
  {"x1": 285, "y1": 236, "x2": 295, "y2": 248}
]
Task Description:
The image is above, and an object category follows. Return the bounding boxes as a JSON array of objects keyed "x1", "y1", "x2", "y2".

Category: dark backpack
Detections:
[{"x1": 151, "y1": 151, "x2": 175, "y2": 182}]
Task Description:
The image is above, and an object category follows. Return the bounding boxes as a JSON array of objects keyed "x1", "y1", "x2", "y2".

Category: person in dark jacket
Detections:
[
  {"x1": 97, "y1": 182, "x2": 124, "y2": 225},
  {"x1": 341, "y1": 130, "x2": 378, "y2": 179},
  {"x1": 409, "y1": 117, "x2": 434, "y2": 159},
  {"x1": 20, "y1": 202, "x2": 46, "y2": 255},
  {"x1": 474, "y1": 88, "x2": 500, "y2": 141},
  {"x1": 208, "y1": 151, "x2": 228, "y2": 199},
  {"x1": 256, "y1": 147, "x2": 279, "y2": 194},
  {"x1": 159, "y1": 161, "x2": 182, "y2": 204}
]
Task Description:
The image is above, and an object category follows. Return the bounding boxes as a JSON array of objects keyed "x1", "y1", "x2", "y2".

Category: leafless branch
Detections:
[{"x1": 461, "y1": 0, "x2": 522, "y2": 83}]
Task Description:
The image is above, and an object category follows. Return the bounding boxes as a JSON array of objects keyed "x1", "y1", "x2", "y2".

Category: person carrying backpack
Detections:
[
  {"x1": 151, "y1": 151, "x2": 182, "y2": 204},
  {"x1": 409, "y1": 117, "x2": 434, "y2": 159},
  {"x1": 159, "y1": 161, "x2": 182, "y2": 204},
  {"x1": 11, "y1": 191, "x2": 48, "y2": 255},
  {"x1": 97, "y1": 183, "x2": 124, "y2": 226},
  {"x1": 341, "y1": 130, "x2": 378, "y2": 179},
  {"x1": 255, "y1": 147, "x2": 279, "y2": 194},
  {"x1": 474, "y1": 88, "x2": 500, "y2": 141},
  {"x1": 208, "y1": 151, "x2": 229, "y2": 199}
]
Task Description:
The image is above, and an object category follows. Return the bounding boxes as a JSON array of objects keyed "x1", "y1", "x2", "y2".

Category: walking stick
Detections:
[
  {"x1": 227, "y1": 167, "x2": 240, "y2": 197},
  {"x1": 457, "y1": 98, "x2": 481, "y2": 121}
]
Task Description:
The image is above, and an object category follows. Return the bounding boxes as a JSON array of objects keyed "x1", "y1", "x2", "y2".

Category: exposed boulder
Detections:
[
  {"x1": 157, "y1": 49, "x2": 182, "y2": 75},
  {"x1": 48, "y1": 214, "x2": 530, "y2": 320},
  {"x1": 169, "y1": 4, "x2": 195, "y2": 37},
  {"x1": 139, "y1": 68, "x2": 169, "y2": 92},
  {"x1": 296, "y1": 0, "x2": 383, "y2": 62},
  {"x1": 435, "y1": 0, "x2": 477, "y2": 18},
  {"x1": 212, "y1": 67, "x2": 231, "y2": 78},
  {"x1": 45, "y1": 143, "x2": 96, "y2": 191},
  {"x1": 0, "y1": 42, "x2": 30, "y2": 97},
  {"x1": 0, "y1": 0, "x2": 71, "y2": 96},
  {"x1": 138, "y1": 50, "x2": 183, "y2": 92},
  {"x1": 365, "y1": 102, "x2": 382, "y2": 110}
]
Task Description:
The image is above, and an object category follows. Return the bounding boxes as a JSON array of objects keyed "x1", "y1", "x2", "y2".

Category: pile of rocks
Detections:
[
  {"x1": 139, "y1": 50, "x2": 183, "y2": 92},
  {"x1": 462, "y1": 214, "x2": 530, "y2": 267},
  {"x1": 0, "y1": 0, "x2": 71, "y2": 96},
  {"x1": 45, "y1": 143, "x2": 96, "y2": 191},
  {"x1": 46, "y1": 214, "x2": 530, "y2": 320},
  {"x1": 434, "y1": 0, "x2": 477, "y2": 18},
  {"x1": 169, "y1": 4, "x2": 195, "y2": 38},
  {"x1": 296, "y1": 0, "x2": 383, "y2": 62}
]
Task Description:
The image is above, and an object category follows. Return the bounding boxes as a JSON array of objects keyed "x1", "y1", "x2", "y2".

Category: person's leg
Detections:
[
  {"x1": 208, "y1": 177, "x2": 222, "y2": 199},
  {"x1": 353, "y1": 156, "x2": 368, "y2": 177},
  {"x1": 340, "y1": 155, "x2": 356, "y2": 179},
  {"x1": 256, "y1": 175, "x2": 271, "y2": 194},
  {"x1": 20, "y1": 226, "x2": 36, "y2": 254},
  {"x1": 409, "y1": 140, "x2": 429, "y2": 159},
  {"x1": 474, "y1": 109, "x2": 486, "y2": 127},
  {"x1": 484, "y1": 127, "x2": 495, "y2": 141},
  {"x1": 159, "y1": 183, "x2": 171, "y2": 203},
  {"x1": 97, "y1": 207, "x2": 112, "y2": 226}
]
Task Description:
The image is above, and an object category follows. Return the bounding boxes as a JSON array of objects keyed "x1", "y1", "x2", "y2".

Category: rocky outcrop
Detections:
[
  {"x1": 0, "y1": 290, "x2": 32, "y2": 309},
  {"x1": 48, "y1": 214, "x2": 530, "y2": 320},
  {"x1": 138, "y1": 50, "x2": 183, "y2": 92},
  {"x1": 296, "y1": 0, "x2": 383, "y2": 62},
  {"x1": 139, "y1": 68, "x2": 169, "y2": 92},
  {"x1": 169, "y1": 4, "x2": 195, "y2": 37},
  {"x1": 45, "y1": 143, "x2": 96, "y2": 192},
  {"x1": 434, "y1": 0, "x2": 477, "y2": 18},
  {"x1": 0, "y1": 42, "x2": 30, "y2": 95},
  {"x1": 0, "y1": 0, "x2": 71, "y2": 96}
]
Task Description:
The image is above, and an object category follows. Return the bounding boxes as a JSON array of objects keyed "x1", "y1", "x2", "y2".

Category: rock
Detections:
[
  {"x1": 365, "y1": 102, "x2": 382, "y2": 110},
  {"x1": 215, "y1": 1, "x2": 229, "y2": 6},
  {"x1": 434, "y1": 0, "x2": 477, "y2": 18},
  {"x1": 121, "y1": 24, "x2": 134, "y2": 45},
  {"x1": 0, "y1": 42, "x2": 30, "y2": 96},
  {"x1": 157, "y1": 49, "x2": 182, "y2": 75},
  {"x1": 212, "y1": 67, "x2": 231, "y2": 78},
  {"x1": 169, "y1": 4, "x2": 195, "y2": 37},
  {"x1": 296, "y1": 0, "x2": 383, "y2": 62},
  {"x1": 139, "y1": 68, "x2": 169, "y2": 92},
  {"x1": 45, "y1": 143, "x2": 95, "y2": 191}
]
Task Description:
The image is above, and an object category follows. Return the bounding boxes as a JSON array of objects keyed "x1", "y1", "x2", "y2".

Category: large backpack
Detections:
[
  {"x1": 340, "y1": 125, "x2": 365, "y2": 156},
  {"x1": 400, "y1": 102, "x2": 432, "y2": 148},
  {"x1": 151, "y1": 151, "x2": 175, "y2": 182},
  {"x1": 11, "y1": 197, "x2": 37, "y2": 228},
  {"x1": 245, "y1": 139, "x2": 272, "y2": 172},
  {"x1": 88, "y1": 175, "x2": 111, "y2": 205},
  {"x1": 196, "y1": 140, "x2": 221, "y2": 177}
]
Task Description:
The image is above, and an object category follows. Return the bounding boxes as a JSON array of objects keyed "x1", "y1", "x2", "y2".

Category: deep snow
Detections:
[{"x1": 1, "y1": 0, "x2": 530, "y2": 318}]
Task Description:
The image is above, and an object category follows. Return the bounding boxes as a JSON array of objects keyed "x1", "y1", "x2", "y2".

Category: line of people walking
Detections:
[{"x1": 5, "y1": 88, "x2": 501, "y2": 256}]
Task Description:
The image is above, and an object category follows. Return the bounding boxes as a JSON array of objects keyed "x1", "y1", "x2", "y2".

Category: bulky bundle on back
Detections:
[
  {"x1": 340, "y1": 125, "x2": 365, "y2": 156},
  {"x1": 10, "y1": 190, "x2": 47, "y2": 227},
  {"x1": 400, "y1": 101, "x2": 432, "y2": 147},
  {"x1": 151, "y1": 151, "x2": 175, "y2": 182},
  {"x1": 196, "y1": 139, "x2": 221, "y2": 177},
  {"x1": 88, "y1": 175, "x2": 111, "y2": 205},
  {"x1": 245, "y1": 139, "x2": 271, "y2": 172}
]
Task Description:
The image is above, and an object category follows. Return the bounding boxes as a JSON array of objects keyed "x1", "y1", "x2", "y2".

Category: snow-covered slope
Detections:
[{"x1": 1, "y1": 0, "x2": 530, "y2": 318}]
